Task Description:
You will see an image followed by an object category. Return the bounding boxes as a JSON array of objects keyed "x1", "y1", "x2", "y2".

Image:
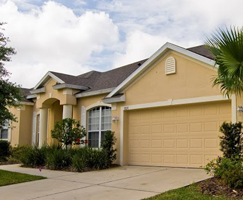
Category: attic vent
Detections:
[{"x1": 165, "y1": 56, "x2": 176, "y2": 74}]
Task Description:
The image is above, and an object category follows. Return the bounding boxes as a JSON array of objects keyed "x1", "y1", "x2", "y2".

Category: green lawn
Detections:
[
  {"x1": 0, "y1": 169, "x2": 46, "y2": 186},
  {"x1": 143, "y1": 185, "x2": 230, "y2": 200}
]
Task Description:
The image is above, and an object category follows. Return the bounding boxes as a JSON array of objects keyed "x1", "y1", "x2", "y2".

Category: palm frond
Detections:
[{"x1": 206, "y1": 26, "x2": 243, "y2": 96}]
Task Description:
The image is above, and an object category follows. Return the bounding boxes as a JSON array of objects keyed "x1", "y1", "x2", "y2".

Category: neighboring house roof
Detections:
[
  {"x1": 20, "y1": 88, "x2": 33, "y2": 103},
  {"x1": 27, "y1": 43, "x2": 214, "y2": 99}
]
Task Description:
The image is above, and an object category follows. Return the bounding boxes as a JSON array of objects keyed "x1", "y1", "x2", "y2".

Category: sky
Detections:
[{"x1": 0, "y1": 0, "x2": 243, "y2": 88}]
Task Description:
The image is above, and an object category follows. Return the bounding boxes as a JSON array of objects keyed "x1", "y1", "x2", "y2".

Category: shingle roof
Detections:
[
  {"x1": 26, "y1": 44, "x2": 214, "y2": 98},
  {"x1": 20, "y1": 88, "x2": 33, "y2": 102},
  {"x1": 187, "y1": 45, "x2": 215, "y2": 59},
  {"x1": 51, "y1": 59, "x2": 147, "y2": 93}
]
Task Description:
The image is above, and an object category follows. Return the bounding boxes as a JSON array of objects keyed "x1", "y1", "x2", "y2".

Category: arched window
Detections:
[{"x1": 88, "y1": 106, "x2": 111, "y2": 147}]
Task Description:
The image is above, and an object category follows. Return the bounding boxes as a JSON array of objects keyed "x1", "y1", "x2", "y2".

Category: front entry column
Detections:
[
  {"x1": 39, "y1": 108, "x2": 48, "y2": 148},
  {"x1": 62, "y1": 105, "x2": 73, "y2": 119}
]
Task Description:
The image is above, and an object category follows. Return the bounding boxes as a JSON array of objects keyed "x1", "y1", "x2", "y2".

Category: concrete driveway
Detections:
[{"x1": 0, "y1": 164, "x2": 209, "y2": 200}]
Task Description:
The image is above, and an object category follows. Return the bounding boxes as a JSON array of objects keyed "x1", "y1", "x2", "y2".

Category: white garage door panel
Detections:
[{"x1": 127, "y1": 101, "x2": 231, "y2": 168}]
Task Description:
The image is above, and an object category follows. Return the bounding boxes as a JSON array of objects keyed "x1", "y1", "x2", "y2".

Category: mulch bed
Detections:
[{"x1": 196, "y1": 177, "x2": 243, "y2": 199}]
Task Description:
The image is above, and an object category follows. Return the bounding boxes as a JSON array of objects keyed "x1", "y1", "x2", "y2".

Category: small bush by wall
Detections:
[
  {"x1": 219, "y1": 122, "x2": 243, "y2": 159},
  {"x1": 205, "y1": 122, "x2": 243, "y2": 189},
  {"x1": 46, "y1": 147, "x2": 72, "y2": 170},
  {"x1": 71, "y1": 147, "x2": 109, "y2": 171},
  {"x1": 11, "y1": 145, "x2": 30, "y2": 160},
  {"x1": 20, "y1": 146, "x2": 47, "y2": 167},
  {"x1": 101, "y1": 130, "x2": 117, "y2": 167},
  {"x1": 86, "y1": 148, "x2": 108, "y2": 169},
  {"x1": 72, "y1": 153, "x2": 86, "y2": 172},
  {"x1": 0, "y1": 140, "x2": 10, "y2": 159},
  {"x1": 18, "y1": 131, "x2": 117, "y2": 171},
  {"x1": 205, "y1": 157, "x2": 243, "y2": 188}
]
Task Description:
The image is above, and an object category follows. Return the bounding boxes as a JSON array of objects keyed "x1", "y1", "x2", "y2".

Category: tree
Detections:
[
  {"x1": 0, "y1": 22, "x2": 22, "y2": 128},
  {"x1": 51, "y1": 118, "x2": 86, "y2": 149},
  {"x1": 206, "y1": 27, "x2": 243, "y2": 97}
]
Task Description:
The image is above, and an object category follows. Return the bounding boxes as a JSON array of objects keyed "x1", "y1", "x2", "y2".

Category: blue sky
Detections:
[{"x1": 0, "y1": 0, "x2": 243, "y2": 87}]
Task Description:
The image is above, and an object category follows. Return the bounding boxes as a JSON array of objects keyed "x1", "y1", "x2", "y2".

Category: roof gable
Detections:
[
  {"x1": 33, "y1": 71, "x2": 65, "y2": 90},
  {"x1": 107, "y1": 42, "x2": 216, "y2": 98}
]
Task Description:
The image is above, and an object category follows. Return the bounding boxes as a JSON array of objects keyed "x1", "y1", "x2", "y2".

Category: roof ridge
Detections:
[
  {"x1": 187, "y1": 44, "x2": 206, "y2": 49},
  {"x1": 102, "y1": 58, "x2": 148, "y2": 74},
  {"x1": 50, "y1": 71, "x2": 76, "y2": 77}
]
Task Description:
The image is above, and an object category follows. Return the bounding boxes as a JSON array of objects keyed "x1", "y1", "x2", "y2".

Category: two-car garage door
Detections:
[{"x1": 127, "y1": 101, "x2": 231, "y2": 168}]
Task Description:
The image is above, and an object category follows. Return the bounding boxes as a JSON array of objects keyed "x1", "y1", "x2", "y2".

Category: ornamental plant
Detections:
[
  {"x1": 205, "y1": 122, "x2": 243, "y2": 189},
  {"x1": 219, "y1": 122, "x2": 243, "y2": 159},
  {"x1": 101, "y1": 130, "x2": 117, "y2": 167},
  {"x1": 51, "y1": 118, "x2": 86, "y2": 149},
  {"x1": 205, "y1": 157, "x2": 243, "y2": 188}
]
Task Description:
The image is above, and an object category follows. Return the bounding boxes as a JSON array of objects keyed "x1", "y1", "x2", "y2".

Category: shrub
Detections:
[
  {"x1": 51, "y1": 118, "x2": 86, "y2": 149},
  {"x1": 205, "y1": 157, "x2": 243, "y2": 188},
  {"x1": 101, "y1": 130, "x2": 117, "y2": 167},
  {"x1": 0, "y1": 140, "x2": 10, "y2": 158},
  {"x1": 219, "y1": 122, "x2": 243, "y2": 159},
  {"x1": 72, "y1": 153, "x2": 86, "y2": 172},
  {"x1": 20, "y1": 146, "x2": 47, "y2": 167},
  {"x1": 86, "y1": 148, "x2": 108, "y2": 169},
  {"x1": 10, "y1": 145, "x2": 29, "y2": 160},
  {"x1": 46, "y1": 147, "x2": 72, "y2": 170},
  {"x1": 72, "y1": 147, "x2": 108, "y2": 170}
]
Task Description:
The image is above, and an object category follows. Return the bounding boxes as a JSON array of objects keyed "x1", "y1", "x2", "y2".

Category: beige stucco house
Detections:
[{"x1": 2, "y1": 42, "x2": 242, "y2": 168}]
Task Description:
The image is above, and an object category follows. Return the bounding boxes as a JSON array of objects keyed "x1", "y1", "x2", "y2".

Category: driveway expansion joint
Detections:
[{"x1": 26, "y1": 185, "x2": 94, "y2": 200}]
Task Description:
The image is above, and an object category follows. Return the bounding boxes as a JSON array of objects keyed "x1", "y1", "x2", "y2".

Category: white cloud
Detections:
[
  {"x1": 0, "y1": 1, "x2": 119, "y2": 87},
  {"x1": 74, "y1": 0, "x2": 86, "y2": 6},
  {"x1": 99, "y1": 0, "x2": 243, "y2": 68},
  {"x1": 112, "y1": 31, "x2": 171, "y2": 67},
  {"x1": 1, "y1": 0, "x2": 243, "y2": 87}
]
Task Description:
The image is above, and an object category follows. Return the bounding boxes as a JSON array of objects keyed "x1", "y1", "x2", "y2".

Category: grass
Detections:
[
  {"x1": 143, "y1": 185, "x2": 230, "y2": 200},
  {"x1": 0, "y1": 169, "x2": 46, "y2": 186}
]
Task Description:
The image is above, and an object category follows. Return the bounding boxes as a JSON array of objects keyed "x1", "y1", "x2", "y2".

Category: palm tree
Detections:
[{"x1": 206, "y1": 27, "x2": 243, "y2": 97}]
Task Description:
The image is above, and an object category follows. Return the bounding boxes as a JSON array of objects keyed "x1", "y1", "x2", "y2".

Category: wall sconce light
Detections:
[
  {"x1": 237, "y1": 106, "x2": 243, "y2": 113},
  {"x1": 112, "y1": 116, "x2": 119, "y2": 122}
]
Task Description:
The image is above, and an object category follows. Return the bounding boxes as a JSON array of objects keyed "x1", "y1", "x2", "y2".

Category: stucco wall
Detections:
[
  {"x1": 8, "y1": 105, "x2": 33, "y2": 146},
  {"x1": 36, "y1": 79, "x2": 77, "y2": 108},
  {"x1": 9, "y1": 107, "x2": 21, "y2": 146},
  {"x1": 124, "y1": 51, "x2": 222, "y2": 105},
  {"x1": 18, "y1": 105, "x2": 33, "y2": 146}
]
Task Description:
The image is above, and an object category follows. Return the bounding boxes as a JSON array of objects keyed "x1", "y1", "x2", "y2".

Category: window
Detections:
[
  {"x1": 88, "y1": 106, "x2": 111, "y2": 148},
  {"x1": 0, "y1": 121, "x2": 9, "y2": 140}
]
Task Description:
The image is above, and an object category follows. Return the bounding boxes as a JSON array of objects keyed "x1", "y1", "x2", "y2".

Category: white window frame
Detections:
[{"x1": 88, "y1": 106, "x2": 111, "y2": 148}]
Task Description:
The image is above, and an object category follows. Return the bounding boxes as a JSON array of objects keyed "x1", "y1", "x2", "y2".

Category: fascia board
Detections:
[
  {"x1": 26, "y1": 94, "x2": 37, "y2": 99},
  {"x1": 53, "y1": 84, "x2": 88, "y2": 90},
  {"x1": 102, "y1": 94, "x2": 125, "y2": 104},
  {"x1": 33, "y1": 71, "x2": 65, "y2": 90},
  {"x1": 30, "y1": 87, "x2": 45, "y2": 94},
  {"x1": 76, "y1": 88, "x2": 115, "y2": 98}
]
